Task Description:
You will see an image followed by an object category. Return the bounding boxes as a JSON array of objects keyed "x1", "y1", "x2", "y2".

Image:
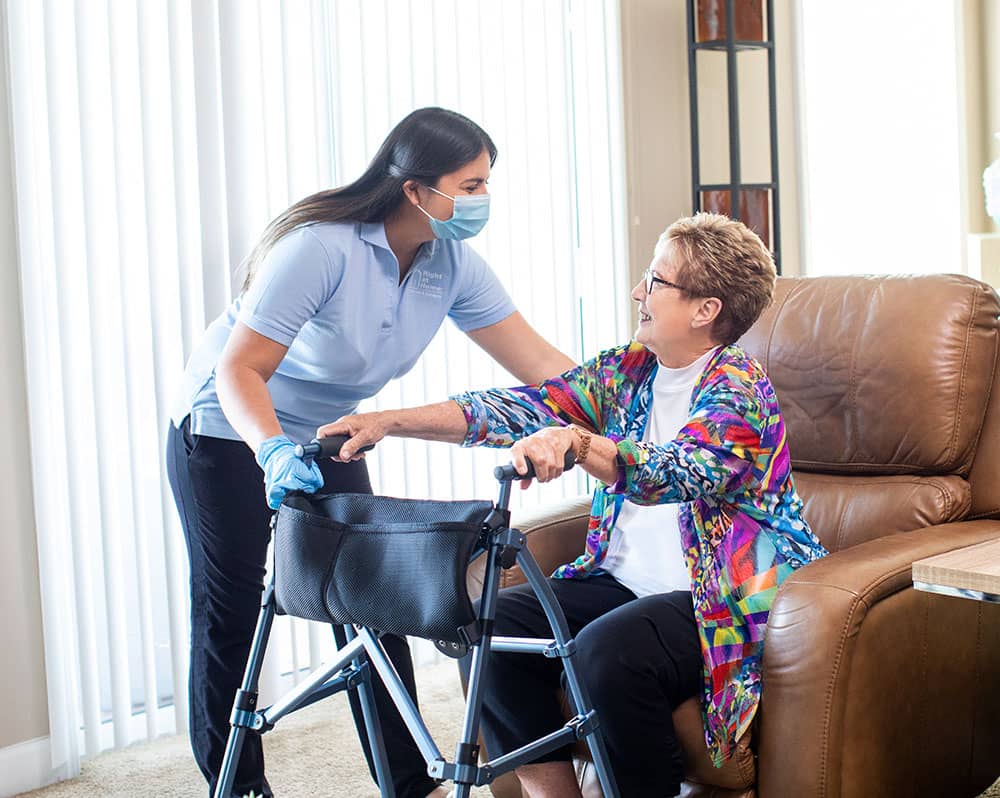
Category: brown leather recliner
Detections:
[{"x1": 467, "y1": 274, "x2": 1000, "y2": 798}]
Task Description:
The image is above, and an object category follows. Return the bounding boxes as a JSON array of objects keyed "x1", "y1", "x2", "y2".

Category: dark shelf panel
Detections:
[
  {"x1": 696, "y1": 182, "x2": 776, "y2": 192},
  {"x1": 687, "y1": 0, "x2": 781, "y2": 271},
  {"x1": 691, "y1": 41, "x2": 772, "y2": 52}
]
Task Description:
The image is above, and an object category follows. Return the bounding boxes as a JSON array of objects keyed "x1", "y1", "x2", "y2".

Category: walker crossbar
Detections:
[
  {"x1": 261, "y1": 640, "x2": 365, "y2": 725},
  {"x1": 214, "y1": 593, "x2": 395, "y2": 798},
  {"x1": 475, "y1": 711, "x2": 599, "y2": 783},
  {"x1": 213, "y1": 451, "x2": 620, "y2": 798}
]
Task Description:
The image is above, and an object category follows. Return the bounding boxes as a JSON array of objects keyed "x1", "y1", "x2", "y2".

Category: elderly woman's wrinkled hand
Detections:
[
  {"x1": 316, "y1": 412, "x2": 388, "y2": 461},
  {"x1": 509, "y1": 426, "x2": 576, "y2": 487}
]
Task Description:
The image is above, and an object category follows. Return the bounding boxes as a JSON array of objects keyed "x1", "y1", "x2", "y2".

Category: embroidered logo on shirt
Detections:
[{"x1": 410, "y1": 269, "x2": 445, "y2": 299}]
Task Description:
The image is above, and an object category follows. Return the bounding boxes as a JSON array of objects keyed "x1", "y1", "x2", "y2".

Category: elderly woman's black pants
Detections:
[
  {"x1": 475, "y1": 574, "x2": 702, "y2": 798},
  {"x1": 166, "y1": 419, "x2": 438, "y2": 798}
]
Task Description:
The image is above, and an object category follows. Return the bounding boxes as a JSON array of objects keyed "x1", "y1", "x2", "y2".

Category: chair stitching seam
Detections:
[
  {"x1": 966, "y1": 298, "x2": 999, "y2": 495},
  {"x1": 967, "y1": 603, "x2": 983, "y2": 781},
  {"x1": 801, "y1": 562, "x2": 913, "y2": 601},
  {"x1": 797, "y1": 475, "x2": 956, "y2": 486},
  {"x1": 818, "y1": 591, "x2": 862, "y2": 798},
  {"x1": 947, "y1": 286, "x2": 978, "y2": 469},
  {"x1": 814, "y1": 568, "x2": 918, "y2": 795},
  {"x1": 923, "y1": 479, "x2": 950, "y2": 522},
  {"x1": 793, "y1": 461, "x2": 935, "y2": 473},
  {"x1": 857, "y1": 564, "x2": 916, "y2": 597},
  {"x1": 832, "y1": 497, "x2": 851, "y2": 552},
  {"x1": 915, "y1": 593, "x2": 930, "y2": 796}
]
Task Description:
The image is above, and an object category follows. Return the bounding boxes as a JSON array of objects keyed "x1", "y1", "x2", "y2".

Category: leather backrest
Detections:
[
  {"x1": 793, "y1": 472, "x2": 971, "y2": 552},
  {"x1": 739, "y1": 275, "x2": 999, "y2": 479}
]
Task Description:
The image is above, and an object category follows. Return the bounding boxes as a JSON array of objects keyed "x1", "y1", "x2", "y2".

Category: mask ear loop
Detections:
[
  {"x1": 415, "y1": 184, "x2": 456, "y2": 222},
  {"x1": 415, "y1": 203, "x2": 439, "y2": 223},
  {"x1": 423, "y1": 184, "x2": 455, "y2": 201}
]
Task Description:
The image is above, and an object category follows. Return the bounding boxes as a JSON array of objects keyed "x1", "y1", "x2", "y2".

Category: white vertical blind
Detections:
[{"x1": 5, "y1": 0, "x2": 628, "y2": 782}]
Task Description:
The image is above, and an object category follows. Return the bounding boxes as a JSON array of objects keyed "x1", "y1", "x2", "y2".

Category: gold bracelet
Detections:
[{"x1": 570, "y1": 425, "x2": 592, "y2": 464}]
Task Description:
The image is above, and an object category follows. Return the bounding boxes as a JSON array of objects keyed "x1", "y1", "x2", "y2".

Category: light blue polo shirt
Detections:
[{"x1": 171, "y1": 221, "x2": 516, "y2": 444}]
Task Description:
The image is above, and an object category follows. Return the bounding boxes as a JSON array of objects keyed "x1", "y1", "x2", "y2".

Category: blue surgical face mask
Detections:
[{"x1": 417, "y1": 185, "x2": 490, "y2": 240}]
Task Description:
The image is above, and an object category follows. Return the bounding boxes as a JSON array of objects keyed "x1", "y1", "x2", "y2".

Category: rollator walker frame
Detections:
[{"x1": 214, "y1": 438, "x2": 620, "y2": 798}]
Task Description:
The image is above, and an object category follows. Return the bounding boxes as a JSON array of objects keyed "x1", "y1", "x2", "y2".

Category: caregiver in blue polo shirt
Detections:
[{"x1": 166, "y1": 107, "x2": 574, "y2": 798}]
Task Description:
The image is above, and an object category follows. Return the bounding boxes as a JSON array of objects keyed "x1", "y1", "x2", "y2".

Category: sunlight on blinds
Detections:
[{"x1": 5, "y1": 0, "x2": 627, "y2": 773}]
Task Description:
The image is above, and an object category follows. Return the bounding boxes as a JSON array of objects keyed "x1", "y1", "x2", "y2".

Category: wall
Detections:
[
  {"x1": 963, "y1": 0, "x2": 991, "y2": 234},
  {"x1": 989, "y1": 0, "x2": 1000, "y2": 196},
  {"x1": 619, "y1": 0, "x2": 803, "y2": 296},
  {"x1": 975, "y1": 0, "x2": 1000, "y2": 234},
  {"x1": 0, "y1": 23, "x2": 49, "y2": 753}
]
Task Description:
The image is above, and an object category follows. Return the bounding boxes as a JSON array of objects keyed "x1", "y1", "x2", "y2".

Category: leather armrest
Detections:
[
  {"x1": 466, "y1": 494, "x2": 591, "y2": 596},
  {"x1": 757, "y1": 519, "x2": 1000, "y2": 798}
]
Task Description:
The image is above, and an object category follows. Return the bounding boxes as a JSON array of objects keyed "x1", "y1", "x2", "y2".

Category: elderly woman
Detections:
[{"x1": 321, "y1": 213, "x2": 827, "y2": 798}]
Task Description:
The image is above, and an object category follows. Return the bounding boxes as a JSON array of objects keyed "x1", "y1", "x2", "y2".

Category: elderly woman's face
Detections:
[{"x1": 630, "y1": 242, "x2": 717, "y2": 365}]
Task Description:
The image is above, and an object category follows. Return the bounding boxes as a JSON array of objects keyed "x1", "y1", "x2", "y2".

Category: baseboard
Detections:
[{"x1": 0, "y1": 736, "x2": 70, "y2": 798}]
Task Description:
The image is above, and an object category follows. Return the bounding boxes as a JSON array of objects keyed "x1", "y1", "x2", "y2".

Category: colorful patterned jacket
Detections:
[{"x1": 452, "y1": 341, "x2": 827, "y2": 766}]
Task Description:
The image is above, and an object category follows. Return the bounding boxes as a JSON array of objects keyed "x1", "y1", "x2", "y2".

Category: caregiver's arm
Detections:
[
  {"x1": 316, "y1": 401, "x2": 469, "y2": 460},
  {"x1": 216, "y1": 322, "x2": 289, "y2": 453},
  {"x1": 320, "y1": 350, "x2": 612, "y2": 462},
  {"x1": 466, "y1": 311, "x2": 576, "y2": 384}
]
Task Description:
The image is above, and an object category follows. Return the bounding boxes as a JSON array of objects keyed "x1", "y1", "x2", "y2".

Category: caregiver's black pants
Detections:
[
  {"x1": 474, "y1": 574, "x2": 702, "y2": 798},
  {"x1": 166, "y1": 418, "x2": 437, "y2": 798}
]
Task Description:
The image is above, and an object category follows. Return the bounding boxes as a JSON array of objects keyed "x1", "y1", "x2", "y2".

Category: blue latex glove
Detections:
[{"x1": 256, "y1": 434, "x2": 324, "y2": 510}]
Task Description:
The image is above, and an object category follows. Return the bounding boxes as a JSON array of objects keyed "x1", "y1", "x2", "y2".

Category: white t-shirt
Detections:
[{"x1": 602, "y1": 347, "x2": 719, "y2": 597}]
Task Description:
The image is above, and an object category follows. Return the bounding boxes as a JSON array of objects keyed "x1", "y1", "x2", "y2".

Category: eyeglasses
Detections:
[{"x1": 643, "y1": 269, "x2": 689, "y2": 295}]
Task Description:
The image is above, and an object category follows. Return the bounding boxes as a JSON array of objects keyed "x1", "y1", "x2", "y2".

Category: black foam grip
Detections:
[
  {"x1": 493, "y1": 450, "x2": 576, "y2": 482},
  {"x1": 294, "y1": 436, "x2": 375, "y2": 459}
]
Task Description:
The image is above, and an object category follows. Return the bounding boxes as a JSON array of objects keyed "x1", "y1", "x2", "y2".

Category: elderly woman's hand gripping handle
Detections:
[{"x1": 507, "y1": 425, "x2": 620, "y2": 487}]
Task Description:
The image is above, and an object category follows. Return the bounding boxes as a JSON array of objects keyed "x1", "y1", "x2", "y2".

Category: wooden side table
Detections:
[{"x1": 913, "y1": 537, "x2": 1000, "y2": 604}]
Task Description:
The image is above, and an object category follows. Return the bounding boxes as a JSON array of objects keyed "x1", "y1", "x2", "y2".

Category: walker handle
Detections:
[
  {"x1": 493, "y1": 451, "x2": 576, "y2": 482},
  {"x1": 294, "y1": 436, "x2": 375, "y2": 460}
]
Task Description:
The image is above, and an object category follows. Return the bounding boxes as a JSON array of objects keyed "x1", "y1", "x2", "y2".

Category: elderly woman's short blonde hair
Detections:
[{"x1": 656, "y1": 212, "x2": 776, "y2": 344}]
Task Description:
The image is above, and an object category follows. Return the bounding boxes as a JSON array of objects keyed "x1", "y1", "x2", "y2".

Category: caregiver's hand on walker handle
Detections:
[{"x1": 256, "y1": 434, "x2": 324, "y2": 510}]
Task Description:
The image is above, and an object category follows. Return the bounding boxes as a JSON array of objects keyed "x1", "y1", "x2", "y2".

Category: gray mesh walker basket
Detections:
[{"x1": 214, "y1": 436, "x2": 620, "y2": 798}]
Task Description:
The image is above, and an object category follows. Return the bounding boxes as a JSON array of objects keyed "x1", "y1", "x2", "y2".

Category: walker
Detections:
[{"x1": 213, "y1": 436, "x2": 620, "y2": 798}]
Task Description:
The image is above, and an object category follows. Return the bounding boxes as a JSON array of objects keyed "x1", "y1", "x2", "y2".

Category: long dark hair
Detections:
[{"x1": 241, "y1": 107, "x2": 497, "y2": 291}]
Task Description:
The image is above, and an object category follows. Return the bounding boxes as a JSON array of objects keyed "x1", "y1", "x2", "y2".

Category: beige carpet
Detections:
[
  {"x1": 15, "y1": 662, "x2": 491, "y2": 798},
  {"x1": 13, "y1": 661, "x2": 1000, "y2": 798}
]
